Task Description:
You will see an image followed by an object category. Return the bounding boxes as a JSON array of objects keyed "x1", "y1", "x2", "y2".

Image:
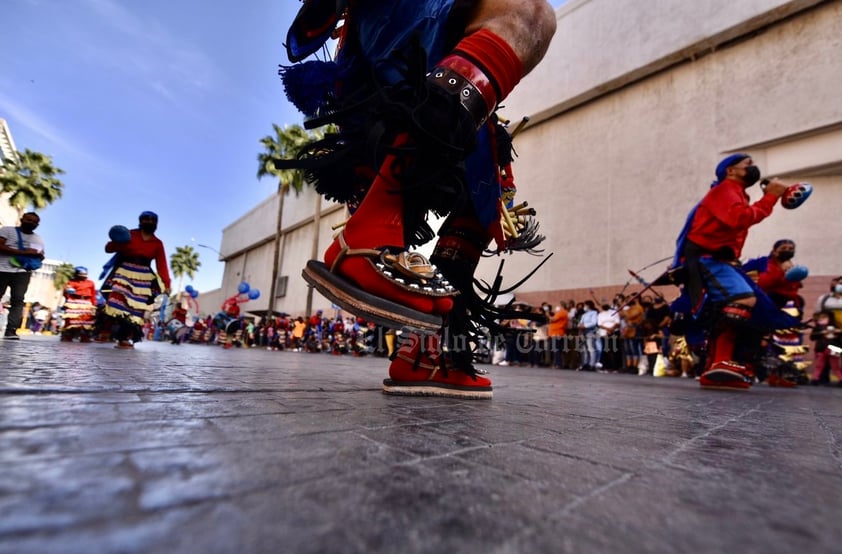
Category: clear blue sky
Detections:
[{"x1": 2, "y1": 0, "x2": 566, "y2": 294}]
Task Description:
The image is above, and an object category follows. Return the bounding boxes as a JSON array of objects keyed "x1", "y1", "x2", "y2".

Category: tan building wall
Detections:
[
  {"x1": 485, "y1": 0, "x2": 842, "y2": 307},
  {"x1": 206, "y1": 186, "x2": 346, "y2": 319},
  {"x1": 0, "y1": 118, "x2": 20, "y2": 227},
  {"x1": 20, "y1": 259, "x2": 63, "y2": 310}
]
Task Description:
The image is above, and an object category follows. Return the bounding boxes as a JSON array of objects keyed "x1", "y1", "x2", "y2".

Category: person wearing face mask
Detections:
[
  {"x1": 816, "y1": 277, "x2": 842, "y2": 331},
  {"x1": 60, "y1": 266, "x2": 97, "y2": 342},
  {"x1": 0, "y1": 212, "x2": 45, "y2": 339},
  {"x1": 671, "y1": 154, "x2": 801, "y2": 390},
  {"x1": 743, "y1": 239, "x2": 806, "y2": 311},
  {"x1": 99, "y1": 211, "x2": 171, "y2": 349}
]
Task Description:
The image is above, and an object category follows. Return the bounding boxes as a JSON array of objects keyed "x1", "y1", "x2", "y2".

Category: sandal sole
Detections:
[
  {"x1": 302, "y1": 260, "x2": 443, "y2": 331},
  {"x1": 382, "y1": 378, "x2": 492, "y2": 399}
]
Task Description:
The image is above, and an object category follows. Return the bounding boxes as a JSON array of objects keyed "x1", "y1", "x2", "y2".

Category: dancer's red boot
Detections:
[
  {"x1": 699, "y1": 326, "x2": 753, "y2": 390},
  {"x1": 383, "y1": 332, "x2": 492, "y2": 399}
]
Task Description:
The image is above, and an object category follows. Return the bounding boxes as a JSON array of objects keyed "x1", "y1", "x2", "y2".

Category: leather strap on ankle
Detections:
[{"x1": 428, "y1": 63, "x2": 494, "y2": 127}]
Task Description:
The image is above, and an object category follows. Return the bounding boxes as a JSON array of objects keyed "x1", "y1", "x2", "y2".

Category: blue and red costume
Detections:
[
  {"x1": 671, "y1": 155, "x2": 800, "y2": 384},
  {"x1": 743, "y1": 254, "x2": 803, "y2": 310}
]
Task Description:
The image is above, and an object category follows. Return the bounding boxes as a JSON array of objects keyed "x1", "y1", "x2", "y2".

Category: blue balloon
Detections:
[
  {"x1": 185, "y1": 285, "x2": 194, "y2": 294},
  {"x1": 190, "y1": 289, "x2": 199, "y2": 298},
  {"x1": 784, "y1": 265, "x2": 809, "y2": 282},
  {"x1": 238, "y1": 281, "x2": 250, "y2": 294},
  {"x1": 108, "y1": 225, "x2": 131, "y2": 243},
  {"x1": 248, "y1": 288, "x2": 260, "y2": 300}
]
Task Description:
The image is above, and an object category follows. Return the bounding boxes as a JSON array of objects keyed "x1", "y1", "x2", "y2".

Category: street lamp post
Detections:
[{"x1": 196, "y1": 243, "x2": 222, "y2": 259}]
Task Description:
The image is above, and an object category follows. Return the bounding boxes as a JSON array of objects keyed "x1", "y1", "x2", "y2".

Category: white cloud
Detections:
[
  {"x1": 76, "y1": 0, "x2": 220, "y2": 104},
  {"x1": 0, "y1": 91, "x2": 134, "y2": 193},
  {"x1": 0, "y1": 92, "x2": 87, "y2": 160}
]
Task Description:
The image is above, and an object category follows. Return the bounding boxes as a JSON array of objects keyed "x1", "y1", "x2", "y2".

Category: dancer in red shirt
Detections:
[
  {"x1": 674, "y1": 154, "x2": 798, "y2": 389},
  {"x1": 100, "y1": 212, "x2": 171, "y2": 349},
  {"x1": 60, "y1": 266, "x2": 97, "y2": 342},
  {"x1": 744, "y1": 239, "x2": 806, "y2": 310}
]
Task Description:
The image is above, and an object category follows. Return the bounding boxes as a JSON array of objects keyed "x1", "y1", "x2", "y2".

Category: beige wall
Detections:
[
  {"x1": 0, "y1": 119, "x2": 20, "y2": 227},
  {"x1": 509, "y1": 0, "x2": 827, "y2": 124},
  {"x1": 486, "y1": 0, "x2": 842, "y2": 298},
  {"x1": 215, "y1": 186, "x2": 346, "y2": 318}
]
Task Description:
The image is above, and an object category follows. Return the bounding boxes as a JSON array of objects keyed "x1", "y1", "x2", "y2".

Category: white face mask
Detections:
[{"x1": 835, "y1": 284, "x2": 842, "y2": 294}]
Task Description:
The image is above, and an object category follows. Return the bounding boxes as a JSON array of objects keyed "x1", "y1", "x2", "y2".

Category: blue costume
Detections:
[{"x1": 670, "y1": 154, "x2": 801, "y2": 388}]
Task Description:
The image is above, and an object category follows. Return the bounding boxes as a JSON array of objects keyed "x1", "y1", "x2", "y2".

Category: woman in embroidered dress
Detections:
[{"x1": 100, "y1": 212, "x2": 171, "y2": 349}]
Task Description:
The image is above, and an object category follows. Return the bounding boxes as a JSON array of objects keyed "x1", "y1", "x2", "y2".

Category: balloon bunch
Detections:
[
  {"x1": 223, "y1": 281, "x2": 260, "y2": 309},
  {"x1": 183, "y1": 284, "x2": 201, "y2": 313}
]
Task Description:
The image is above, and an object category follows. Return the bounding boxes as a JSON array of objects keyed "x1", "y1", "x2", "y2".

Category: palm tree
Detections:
[
  {"x1": 52, "y1": 262, "x2": 76, "y2": 310},
  {"x1": 257, "y1": 123, "x2": 324, "y2": 316},
  {"x1": 52, "y1": 263, "x2": 76, "y2": 292},
  {"x1": 257, "y1": 123, "x2": 313, "y2": 196},
  {"x1": 0, "y1": 148, "x2": 65, "y2": 219},
  {"x1": 169, "y1": 245, "x2": 201, "y2": 300}
]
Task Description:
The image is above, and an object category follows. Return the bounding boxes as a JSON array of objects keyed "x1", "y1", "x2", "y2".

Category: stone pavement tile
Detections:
[
  {"x1": 0, "y1": 341, "x2": 387, "y2": 394},
  {"x1": 0, "y1": 417, "x2": 215, "y2": 463},
  {"x1": 0, "y1": 453, "x2": 135, "y2": 537},
  {"x1": 2, "y1": 340, "x2": 842, "y2": 553},
  {"x1": 524, "y1": 424, "x2": 693, "y2": 473},
  {"x1": 500, "y1": 462, "x2": 842, "y2": 554},
  {"x1": 0, "y1": 436, "x2": 625, "y2": 554},
  {"x1": 0, "y1": 394, "x2": 425, "y2": 466},
  {"x1": 2, "y1": 394, "x2": 127, "y2": 428},
  {"x1": 204, "y1": 453, "x2": 627, "y2": 554},
  {"x1": 0, "y1": 393, "x2": 291, "y2": 428},
  {"x1": 132, "y1": 431, "x2": 417, "y2": 511},
  {"x1": 0, "y1": 503, "x2": 216, "y2": 554},
  {"x1": 455, "y1": 440, "x2": 627, "y2": 500}
]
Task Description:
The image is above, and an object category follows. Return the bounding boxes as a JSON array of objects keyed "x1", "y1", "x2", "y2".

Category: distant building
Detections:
[
  {"x1": 201, "y1": 186, "x2": 345, "y2": 319},
  {"x1": 0, "y1": 118, "x2": 20, "y2": 227}
]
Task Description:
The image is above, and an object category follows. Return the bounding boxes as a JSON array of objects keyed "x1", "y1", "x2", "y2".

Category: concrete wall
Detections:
[
  {"x1": 216, "y1": 185, "x2": 346, "y2": 318},
  {"x1": 485, "y1": 0, "x2": 842, "y2": 302},
  {"x1": 508, "y1": 0, "x2": 827, "y2": 124},
  {"x1": 0, "y1": 119, "x2": 20, "y2": 227}
]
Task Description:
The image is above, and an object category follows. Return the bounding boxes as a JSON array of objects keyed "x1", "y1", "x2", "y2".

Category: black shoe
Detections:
[{"x1": 3, "y1": 335, "x2": 20, "y2": 340}]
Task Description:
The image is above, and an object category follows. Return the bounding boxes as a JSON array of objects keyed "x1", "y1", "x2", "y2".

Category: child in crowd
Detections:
[{"x1": 810, "y1": 311, "x2": 842, "y2": 385}]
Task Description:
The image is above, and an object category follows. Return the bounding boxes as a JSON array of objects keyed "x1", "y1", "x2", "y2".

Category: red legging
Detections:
[{"x1": 812, "y1": 349, "x2": 842, "y2": 382}]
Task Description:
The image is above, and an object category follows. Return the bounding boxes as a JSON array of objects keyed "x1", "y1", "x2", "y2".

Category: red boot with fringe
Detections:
[{"x1": 383, "y1": 332, "x2": 492, "y2": 399}]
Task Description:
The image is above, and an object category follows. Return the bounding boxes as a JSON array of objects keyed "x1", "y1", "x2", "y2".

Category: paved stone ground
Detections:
[{"x1": 1, "y1": 336, "x2": 841, "y2": 554}]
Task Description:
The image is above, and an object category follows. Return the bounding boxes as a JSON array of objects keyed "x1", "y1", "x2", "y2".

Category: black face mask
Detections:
[
  {"x1": 19, "y1": 223, "x2": 38, "y2": 233},
  {"x1": 777, "y1": 251, "x2": 795, "y2": 262},
  {"x1": 742, "y1": 165, "x2": 761, "y2": 187},
  {"x1": 140, "y1": 223, "x2": 157, "y2": 233}
]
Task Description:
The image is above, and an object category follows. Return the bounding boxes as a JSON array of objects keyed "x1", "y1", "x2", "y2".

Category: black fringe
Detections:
[
  {"x1": 434, "y1": 255, "x2": 552, "y2": 375},
  {"x1": 277, "y1": 36, "x2": 477, "y2": 248}
]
